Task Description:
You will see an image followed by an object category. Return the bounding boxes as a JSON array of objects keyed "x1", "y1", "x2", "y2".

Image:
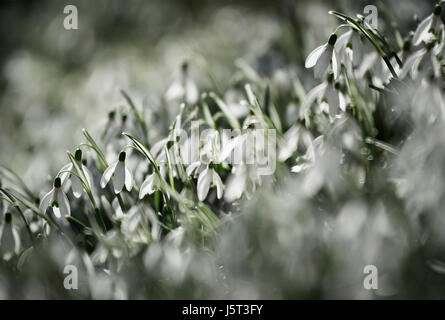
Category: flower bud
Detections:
[
  {"x1": 434, "y1": 5, "x2": 441, "y2": 16},
  {"x1": 108, "y1": 110, "x2": 116, "y2": 121},
  {"x1": 119, "y1": 151, "x2": 126, "y2": 162},
  {"x1": 54, "y1": 177, "x2": 62, "y2": 188},
  {"x1": 4, "y1": 212, "x2": 11, "y2": 224},
  {"x1": 75, "y1": 148, "x2": 82, "y2": 161},
  {"x1": 328, "y1": 34, "x2": 337, "y2": 46}
]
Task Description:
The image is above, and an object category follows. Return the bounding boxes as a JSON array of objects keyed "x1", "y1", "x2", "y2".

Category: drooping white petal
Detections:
[
  {"x1": 100, "y1": 161, "x2": 118, "y2": 188},
  {"x1": 314, "y1": 46, "x2": 332, "y2": 79},
  {"x1": 151, "y1": 138, "x2": 168, "y2": 160},
  {"x1": 113, "y1": 161, "x2": 126, "y2": 194},
  {"x1": 124, "y1": 165, "x2": 133, "y2": 192},
  {"x1": 197, "y1": 168, "x2": 211, "y2": 201},
  {"x1": 58, "y1": 163, "x2": 73, "y2": 184},
  {"x1": 39, "y1": 188, "x2": 55, "y2": 213},
  {"x1": 224, "y1": 167, "x2": 247, "y2": 202},
  {"x1": 400, "y1": 49, "x2": 426, "y2": 79},
  {"x1": 331, "y1": 49, "x2": 340, "y2": 80},
  {"x1": 71, "y1": 176, "x2": 84, "y2": 198},
  {"x1": 212, "y1": 170, "x2": 224, "y2": 199},
  {"x1": 305, "y1": 44, "x2": 328, "y2": 68},
  {"x1": 57, "y1": 189, "x2": 71, "y2": 217},
  {"x1": 186, "y1": 161, "x2": 201, "y2": 176},
  {"x1": 0, "y1": 223, "x2": 17, "y2": 260},
  {"x1": 139, "y1": 173, "x2": 156, "y2": 199},
  {"x1": 82, "y1": 164, "x2": 93, "y2": 189},
  {"x1": 413, "y1": 14, "x2": 433, "y2": 46}
]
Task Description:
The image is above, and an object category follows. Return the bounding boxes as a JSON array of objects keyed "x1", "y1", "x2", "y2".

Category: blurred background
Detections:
[{"x1": 0, "y1": 0, "x2": 433, "y2": 188}]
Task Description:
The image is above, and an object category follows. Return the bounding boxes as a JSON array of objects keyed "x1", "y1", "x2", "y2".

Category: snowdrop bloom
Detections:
[
  {"x1": 301, "y1": 73, "x2": 348, "y2": 124},
  {"x1": 305, "y1": 34, "x2": 339, "y2": 80},
  {"x1": 197, "y1": 164, "x2": 223, "y2": 201},
  {"x1": 0, "y1": 213, "x2": 20, "y2": 261},
  {"x1": 165, "y1": 63, "x2": 199, "y2": 105},
  {"x1": 101, "y1": 151, "x2": 133, "y2": 194},
  {"x1": 412, "y1": 5, "x2": 442, "y2": 46},
  {"x1": 400, "y1": 36, "x2": 444, "y2": 80},
  {"x1": 40, "y1": 177, "x2": 71, "y2": 218},
  {"x1": 335, "y1": 29, "x2": 364, "y2": 72},
  {"x1": 139, "y1": 166, "x2": 167, "y2": 199},
  {"x1": 58, "y1": 149, "x2": 93, "y2": 198}
]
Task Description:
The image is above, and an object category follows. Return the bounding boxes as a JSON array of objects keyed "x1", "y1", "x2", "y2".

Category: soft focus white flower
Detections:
[
  {"x1": 100, "y1": 151, "x2": 133, "y2": 194},
  {"x1": 0, "y1": 213, "x2": 20, "y2": 261},
  {"x1": 139, "y1": 172, "x2": 161, "y2": 199},
  {"x1": 305, "y1": 34, "x2": 339, "y2": 80},
  {"x1": 58, "y1": 150, "x2": 93, "y2": 198},
  {"x1": 197, "y1": 166, "x2": 223, "y2": 201},
  {"x1": 39, "y1": 177, "x2": 71, "y2": 218},
  {"x1": 412, "y1": 5, "x2": 442, "y2": 46}
]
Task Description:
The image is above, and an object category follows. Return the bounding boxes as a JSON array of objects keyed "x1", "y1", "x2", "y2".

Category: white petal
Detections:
[
  {"x1": 57, "y1": 190, "x2": 71, "y2": 217},
  {"x1": 314, "y1": 47, "x2": 332, "y2": 79},
  {"x1": 212, "y1": 170, "x2": 224, "y2": 199},
  {"x1": 151, "y1": 138, "x2": 168, "y2": 159},
  {"x1": 58, "y1": 163, "x2": 73, "y2": 184},
  {"x1": 124, "y1": 165, "x2": 133, "y2": 192},
  {"x1": 400, "y1": 49, "x2": 426, "y2": 79},
  {"x1": 113, "y1": 162, "x2": 126, "y2": 194},
  {"x1": 139, "y1": 173, "x2": 156, "y2": 199},
  {"x1": 301, "y1": 82, "x2": 328, "y2": 117},
  {"x1": 305, "y1": 44, "x2": 328, "y2": 68},
  {"x1": 332, "y1": 49, "x2": 340, "y2": 80},
  {"x1": 71, "y1": 176, "x2": 83, "y2": 198},
  {"x1": 197, "y1": 168, "x2": 211, "y2": 201},
  {"x1": 0, "y1": 223, "x2": 16, "y2": 260},
  {"x1": 39, "y1": 188, "x2": 55, "y2": 213},
  {"x1": 413, "y1": 14, "x2": 433, "y2": 46},
  {"x1": 82, "y1": 164, "x2": 93, "y2": 189},
  {"x1": 100, "y1": 161, "x2": 118, "y2": 188},
  {"x1": 186, "y1": 161, "x2": 201, "y2": 176}
]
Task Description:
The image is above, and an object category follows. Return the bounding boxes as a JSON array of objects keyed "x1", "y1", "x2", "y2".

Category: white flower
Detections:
[
  {"x1": 197, "y1": 166, "x2": 223, "y2": 201},
  {"x1": 412, "y1": 5, "x2": 442, "y2": 46},
  {"x1": 40, "y1": 177, "x2": 71, "y2": 218},
  {"x1": 0, "y1": 213, "x2": 20, "y2": 261},
  {"x1": 165, "y1": 63, "x2": 198, "y2": 105},
  {"x1": 305, "y1": 34, "x2": 339, "y2": 80},
  {"x1": 58, "y1": 149, "x2": 93, "y2": 198},
  {"x1": 139, "y1": 167, "x2": 166, "y2": 199},
  {"x1": 400, "y1": 39, "x2": 443, "y2": 80},
  {"x1": 335, "y1": 29, "x2": 364, "y2": 71},
  {"x1": 100, "y1": 151, "x2": 133, "y2": 194},
  {"x1": 301, "y1": 73, "x2": 348, "y2": 123}
]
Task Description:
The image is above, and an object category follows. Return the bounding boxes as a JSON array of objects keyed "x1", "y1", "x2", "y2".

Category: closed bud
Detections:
[
  {"x1": 54, "y1": 177, "x2": 62, "y2": 188},
  {"x1": 328, "y1": 34, "x2": 337, "y2": 46},
  {"x1": 75, "y1": 149, "x2": 82, "y2": 161}
]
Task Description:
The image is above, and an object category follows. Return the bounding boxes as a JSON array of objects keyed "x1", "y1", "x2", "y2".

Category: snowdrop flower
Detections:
[
  {"x1": 335, "y1": 29, "x2": 364, "y2": 72},
  {"x1": 197, "y1": 164, "x2": 223, "y2": 201},
  {"x1": 400, "y1": 36, "x2": 444, "y2": 80},
  {"x1": 0, "y1": 213, "x2": 20, "y2": 261},
  {"x1": 40, "y1": 177, "x2": 71, "y2": 218},
  {"x1": 139, "y1": 166, "x2": 167, "y2": 199},
  {"x1": 412, "y1": 5, "x2": 442, "y2": 46},
  {"x1": 165, "y1": 62, "x2": 199, "y2": 105},
  {"x1": 101, "y1": 151, "x2": 133, "y2": 194},
  {"x1": 305, "y1": 34, "x2": 339, "y2": 80},
  {"x1": 301, "y1": 73, "x2": 348, "y2": 123},
  {"x1": 58, "y1": 149, "x2": 93, "y2": 198}
]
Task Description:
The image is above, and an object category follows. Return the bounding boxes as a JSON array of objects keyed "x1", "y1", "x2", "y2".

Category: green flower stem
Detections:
[{"x1": 121, "y1": 89, "x2": 149, "y2": 144}]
